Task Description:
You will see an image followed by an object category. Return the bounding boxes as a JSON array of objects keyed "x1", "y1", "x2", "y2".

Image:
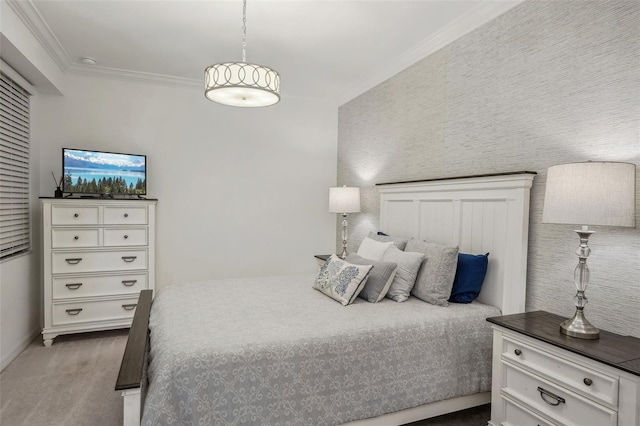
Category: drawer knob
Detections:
[
  {"x1": 537, "y1": 386, "x2": 565, "y2": 406},
  {"x1": 584, "y1": 378, "x2": 593, "y2": 386},
  {"x1": 122, "y1": 280, "x2": 137, "y2": 287},
  {"x1": 65, "y1": 308, "x2": 83, "y2": 316},
  {"x1": 65, "y1": 258, "x2": 82, "y2": 265},
  {"x1": 121, "y1": 256, "x2": 137, "y2": 263},
  {"x1": 122, "y1": 304, "x2": 137, "y2": 311},
  {"x1": 74, "y1": 235, "x2": 79, "y2": 240},
  {"x1": 65, "y1": 283, "x2": 83, "y2": 290},
  {"x1": 74, "y1": 213, "x2": 79, "y2": 218},
  {"x1": 124, "y1": 213, "x2": 129, "y2": 218},
  {"x1": 514, "y1": 349, "x2": 522, "y2": 356},
  {"x1": 124, "y1": 234, "x2": 129, "y2": 239}
]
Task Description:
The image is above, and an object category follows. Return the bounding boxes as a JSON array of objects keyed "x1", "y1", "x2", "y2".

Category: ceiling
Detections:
[{"x1": 15, "y1": 0, "x2": 522, "y2": 105}]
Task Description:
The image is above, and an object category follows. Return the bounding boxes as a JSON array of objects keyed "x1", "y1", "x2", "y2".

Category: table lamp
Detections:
[
  {"x1": 542, "y1": 161, "x2": 636, "y2": 339},
  {"x1": 329, "y1": 186, "x2": 361, "y2": 259}
]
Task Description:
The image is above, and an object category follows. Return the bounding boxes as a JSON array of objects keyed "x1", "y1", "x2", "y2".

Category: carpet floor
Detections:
[{"x1": 0, "y1": 329, "x2": 490, "y2": 425}]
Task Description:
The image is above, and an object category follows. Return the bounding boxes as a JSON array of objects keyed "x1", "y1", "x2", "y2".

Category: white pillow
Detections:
[{"x1": 356, "y1": 237, "x2": 393, "y2": 261}]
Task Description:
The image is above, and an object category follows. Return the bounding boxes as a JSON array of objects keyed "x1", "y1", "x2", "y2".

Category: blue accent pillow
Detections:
[{"x1": 448, "y1": 253, "x2": 489, "y2": 303}]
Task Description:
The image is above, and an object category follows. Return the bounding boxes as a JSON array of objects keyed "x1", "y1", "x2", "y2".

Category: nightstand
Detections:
[
  {"x1": 487, "y1": 311, "x2": 640, "y2": 426},
  {"x1": 314, "y1": 254, "x2": 331, "y2": 271}
]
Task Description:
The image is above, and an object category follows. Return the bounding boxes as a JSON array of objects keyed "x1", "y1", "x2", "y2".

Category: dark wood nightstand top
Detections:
[
  {"x1": 314, "y1": 254, "x2": 331, "y2": 261},
  {"x1": 487, "y1": 311, "x2": 640, "y2": 376}
]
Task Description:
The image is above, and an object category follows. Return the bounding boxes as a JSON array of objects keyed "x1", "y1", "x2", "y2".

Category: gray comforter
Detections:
[{"x1": 142, "y1": 274, "x2": 500, "y2": 425}]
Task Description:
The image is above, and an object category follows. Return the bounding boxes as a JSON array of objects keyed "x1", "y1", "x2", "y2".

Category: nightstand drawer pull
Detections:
[
  {"x1": 121, "y1": 256, "x2": 137, "y2": 262},
  {"x1": 583, "y1": 378, "x2": 593, "y2": 386},
  {"x1": 65, "y1": 308, "x2": 82, "y2": 315},
  {"x1": 124, "y1": 234, "x2": 129, "y2": 239},
  {"x1": 74, "y1": 235, "x2": 79, "y2": 240},
  {"x1": 122, "y1": 280, "x2": 137, "y2": 287},
  {"x1": 65, "y1": 258, "x2": 82, "y2": 264},
  {"x1": 514, "y1": 349, "x2": 522, "y2": 356},
  {"x1": 65, "y1": 283, "x2": 83, "y2": 290},
  {"x1": 74, "y1": 213, "x2": 79, "y2": 218},
  {"x1": 122, "y1": 304, "x2": 137, "y2": 311},
  {"x1": 537, "y1": 387, "x2": 565, "y2": 406}
]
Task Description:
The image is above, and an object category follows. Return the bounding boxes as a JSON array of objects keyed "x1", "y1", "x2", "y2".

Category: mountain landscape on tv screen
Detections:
[{"x1": 64, "y1": 152, "x2": 145, "y2": 172}]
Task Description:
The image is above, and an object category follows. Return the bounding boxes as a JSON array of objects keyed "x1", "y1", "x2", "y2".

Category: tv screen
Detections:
[{"x1": 62, "y1": 148, "x2": 146, "y2": 196}]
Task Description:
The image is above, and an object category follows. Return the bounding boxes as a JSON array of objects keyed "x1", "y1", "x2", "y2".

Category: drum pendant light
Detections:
[{"x1": 204, "y1": 0, "x2": 280, "y2": 107}]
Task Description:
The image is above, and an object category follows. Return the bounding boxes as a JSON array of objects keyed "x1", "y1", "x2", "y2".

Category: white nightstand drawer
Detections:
[
  {"x1": 52, "y1": 228, "x2": 100, "y2": 248},
  {"x1": 503, "y1": 335, "x2": 618, "y2": 407},
  {"x1": 52, "y1": 249, "x2": 148, "y2": 274},
  {"x1": 503, "y1": 397, "x2": 554, "y2": 426},
  {"x1": 104, "y1": 228, "x2": 148, "y2": 246},
  {"x1": 104, "y1": 206, "x2": 148, "y2": 224},
  {"x1": 51, "y1": 206, "x2": 99, "y2": 225},
  {"x1": 52, "y1": 273, "x2": 148, "y2": 300},
  {"x1": 503, "y1": 363, "x2": 617, "y2": 426},
  {"x1": 52, "y1": 297, "x2": 139, "y2": 326}
]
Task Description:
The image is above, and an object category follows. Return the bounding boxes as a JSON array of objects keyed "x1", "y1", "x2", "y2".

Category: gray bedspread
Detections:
[{"x1": 142, "y1": 274, "x2": 500, "y2": 425}]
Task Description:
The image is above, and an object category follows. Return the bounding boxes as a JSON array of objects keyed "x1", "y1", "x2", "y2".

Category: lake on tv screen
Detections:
[{"x1": 65, "y1": 167, "x2": 146, "y2": 193}]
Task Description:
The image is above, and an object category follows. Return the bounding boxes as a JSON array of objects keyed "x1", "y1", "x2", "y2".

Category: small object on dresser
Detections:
[{"x1": 52, "y1": 171, "x2": 63, "y2": 197}]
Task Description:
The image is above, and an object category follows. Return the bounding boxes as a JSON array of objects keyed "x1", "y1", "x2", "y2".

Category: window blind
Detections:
[{"x1": 0, "y1": 71, "x2": 30, "y2": 260}]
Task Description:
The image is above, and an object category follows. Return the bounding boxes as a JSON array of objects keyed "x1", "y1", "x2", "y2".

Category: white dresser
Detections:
[
  {"x1": 41, "y1": 198, "x2": 157, "y2": 347},
  {"x1": 488, "y1": 311, "x2": 640, "y2": 426}
]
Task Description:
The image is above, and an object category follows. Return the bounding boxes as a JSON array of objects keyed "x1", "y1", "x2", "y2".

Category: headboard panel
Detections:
[{"x1": 377, "y1": 173, "x2": 535, "y2": 314}]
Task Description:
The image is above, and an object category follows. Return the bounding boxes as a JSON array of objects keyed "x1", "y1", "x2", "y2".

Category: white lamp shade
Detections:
[
  {"x1": 329, "y1": 186, "x2": 361, "y2": 213},
  {"x1": 542, "y1": 162, "x2": 636, "y2": 227}
]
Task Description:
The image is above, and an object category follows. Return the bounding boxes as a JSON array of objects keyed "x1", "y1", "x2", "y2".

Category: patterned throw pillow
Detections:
[
  {"x1": 406, "y1": 238, "x2": 459, "y2": 307},
  {"x1": 313, "y1": 255, "x2": 373, "y2": 306}
]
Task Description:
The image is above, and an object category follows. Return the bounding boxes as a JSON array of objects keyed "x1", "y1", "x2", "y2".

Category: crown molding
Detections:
[
  {"x1": 10, "y1": 0, "x2": 523, "y2": 103},
  {"x1": 336, "y1": 0, "x2": 524, "y2": 106},
  {"x1": 66, "y1": 63, "x2": 203, "y2": 89},
  {"x1": 6, "y1": 0, "x2": 73, "y2": 72}
]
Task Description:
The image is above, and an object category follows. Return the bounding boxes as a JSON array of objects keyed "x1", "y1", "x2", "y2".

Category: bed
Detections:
[{"x1": 116, "y1": 171, "x2": 536, "y2": 426}]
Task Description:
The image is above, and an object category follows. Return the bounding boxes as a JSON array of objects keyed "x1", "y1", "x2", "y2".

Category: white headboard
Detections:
[{"x1": 377, "y1": 172, "x2": 535, "y2": 314}]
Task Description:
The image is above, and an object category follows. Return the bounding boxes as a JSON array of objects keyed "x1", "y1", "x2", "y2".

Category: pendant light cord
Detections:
[{"x1": 242, "y1": 0, "x2": 247, "y2": 63}]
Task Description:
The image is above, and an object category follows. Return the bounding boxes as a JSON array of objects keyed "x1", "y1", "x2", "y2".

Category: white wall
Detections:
[
  {"x1": 0, "y1": 0, "x2": 62, "y2": 371},
  {"x1": 33, "y1": 75, "x2": 338, "y2": 289}
]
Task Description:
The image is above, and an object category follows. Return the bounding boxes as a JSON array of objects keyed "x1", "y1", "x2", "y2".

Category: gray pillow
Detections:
[
  {"x1": 346, "y1": 253, "x2": 398, "y2": 303},
  {"x1": 382, "y1": 246, "x2": 425, "y2": 302},
  {"x1": 405, "y1": 238, "x2": 459, "y2": 307},
  {"x1": 368, "y1": 231, "x2": 409, "y2": 250}
]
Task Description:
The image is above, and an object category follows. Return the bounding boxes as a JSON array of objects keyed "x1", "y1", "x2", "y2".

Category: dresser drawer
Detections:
[
  {"x1": 51, "y1": 249, "x2": 148, "y2": 274},
  {"x1": 503, "y1": 335, "x2": 618, "y2": 407},
  {"x1": 52, "y1": 273, "x2": 148, "y2": 300},
  {"x1": 51, "y1": 206, "x2": 99, "y2": 225},
  {"x1": 52, "y1": 297, "x2": 139, "y2": 326},
  {"x1": 104, "y1": 228, "x2": 147, "y2": 246},
  {"x1": 51, "y1": 228, "x2": 100, "y2": 248},
  {"x1": 502, "y1": 363, "x2": 617, "y2": 426},
  {"x1": 104, "y1": 206, "x2": 147, "y2": 225},
  {"x1": 503, "y1": 397, "x2": 554, "y2": 426}
]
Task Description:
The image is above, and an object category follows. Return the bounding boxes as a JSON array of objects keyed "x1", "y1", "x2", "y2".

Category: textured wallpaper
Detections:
[{"x1": 337, "y1": 0, "x2": 640, "y2": 337}]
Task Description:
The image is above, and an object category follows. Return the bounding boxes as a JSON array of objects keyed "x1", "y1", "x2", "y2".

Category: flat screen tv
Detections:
[{"x1": 62, "y1": 148, "x2": 146, "y2": 196}]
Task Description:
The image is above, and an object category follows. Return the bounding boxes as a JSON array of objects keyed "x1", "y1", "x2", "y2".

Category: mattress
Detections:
[{"x1": 142, "y1": 274, "x2": 500, "y2": 425}]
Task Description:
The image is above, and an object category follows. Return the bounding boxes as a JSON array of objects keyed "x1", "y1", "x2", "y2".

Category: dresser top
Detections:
[{"x1": 488, "y1": 311, "x2": 640, "y2": 376}]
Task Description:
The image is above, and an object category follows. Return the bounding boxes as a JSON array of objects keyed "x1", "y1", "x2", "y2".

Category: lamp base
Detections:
[{"x1": 560, "y1": 308, "x2": 600, "y2": 340}]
